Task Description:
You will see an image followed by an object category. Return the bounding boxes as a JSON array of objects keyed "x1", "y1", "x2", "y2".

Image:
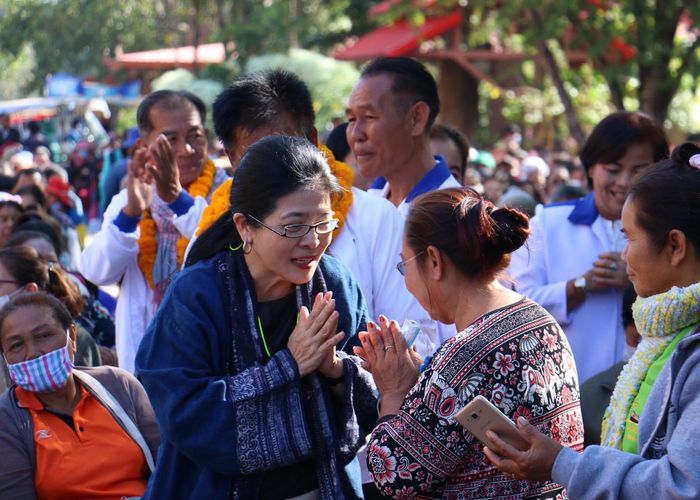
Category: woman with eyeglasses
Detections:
[
  {"x1": 136, "y1": 135, "x2": 377, "y2": 500},
  {"x1": 356, "y1": 187, "x2": 583, "y2": 498},
  {"x1": 0, "y1": 292, "x2": 159, "y2": 499}
]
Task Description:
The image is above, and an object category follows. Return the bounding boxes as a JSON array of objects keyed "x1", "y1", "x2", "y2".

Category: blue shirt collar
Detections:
[
  {"x1": 567, "y1": 193, "x2": 599, "y2": 226},
  {"x1": 369, "y1": 156, "x2": 453, "y2": 203}
]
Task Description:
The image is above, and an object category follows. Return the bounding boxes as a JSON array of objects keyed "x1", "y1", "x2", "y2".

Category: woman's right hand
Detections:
[
  {"x1": 483, "y1": 416, "x2": 562, "y2": 482},
  {"x1": 287, "y1": 292, "x2": 344, "y2": 377}
]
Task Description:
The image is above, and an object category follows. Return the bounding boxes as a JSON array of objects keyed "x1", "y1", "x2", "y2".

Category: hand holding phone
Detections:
[{"x1": 454, "y1": 396, "x2": 529, "y2": 451}]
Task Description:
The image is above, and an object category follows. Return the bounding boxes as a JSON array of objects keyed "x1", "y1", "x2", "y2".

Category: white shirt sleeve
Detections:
[{"x1": 80, "y1": 190, "x2": 139, "y2": 286}]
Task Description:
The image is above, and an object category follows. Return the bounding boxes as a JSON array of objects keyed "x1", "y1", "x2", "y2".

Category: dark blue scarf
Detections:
[{"x1": 220, "y1": 249, "x2": 357, "y2": 499}]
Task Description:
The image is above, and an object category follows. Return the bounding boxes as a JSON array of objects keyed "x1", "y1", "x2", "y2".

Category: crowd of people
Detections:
[{"x1": 0, "y1": 55, "x2": 698, "y2": 499}]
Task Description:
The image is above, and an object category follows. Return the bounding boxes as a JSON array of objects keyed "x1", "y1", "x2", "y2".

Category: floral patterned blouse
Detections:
[{"x1": 367, "y1": 298, "x2": 583, "y2": 499}]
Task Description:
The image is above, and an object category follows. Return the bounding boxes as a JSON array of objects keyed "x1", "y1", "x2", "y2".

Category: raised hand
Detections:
[
  {"x1": 591, "y1": 251, "x2": 630, "y2": 290},
  {"x1": 124, "y1": 147, "x2": 153, "y2": 218},
  {"x1": 147, "y1": 134, "x2": 182, "y2": 204},
  {"x1": 357, "y1": 315, "x2": 419, "y2": 416},
  {"x1": 287, "y1": 292, "x2": 345, "y2": 377}
]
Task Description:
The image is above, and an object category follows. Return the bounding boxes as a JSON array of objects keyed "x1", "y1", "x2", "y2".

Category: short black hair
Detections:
[
  {"x1": 579, "y1": 112, "x2": 668, "y2": 186},
  {"x1": 213, "y1": 70, "x2": 315, "y2": 149},
  {"x1": 324, "y1": 122, "x2": 350, "y2": 163},
  {"x1": 361, "y1": 57, "x2": 440, "y2": 131},
  {"x1": 136, "y1": 90, "x2": 207, "y2": 136},
  {"x1": 430, "y1": 123, "x2": 470, "y2": 176}
]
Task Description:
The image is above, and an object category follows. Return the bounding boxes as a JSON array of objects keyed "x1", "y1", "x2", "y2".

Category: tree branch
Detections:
[{"x1": 529, "y1": 8, "x2": 586, "y2": 146}]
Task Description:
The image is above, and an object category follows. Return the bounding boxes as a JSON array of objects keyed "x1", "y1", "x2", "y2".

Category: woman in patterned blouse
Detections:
[{"x1": 356, "y1": 187, "x2": 584, "y2": 498}]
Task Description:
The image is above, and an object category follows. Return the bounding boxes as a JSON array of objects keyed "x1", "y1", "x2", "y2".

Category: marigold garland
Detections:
[
  {"x1": 195, "y1": 144, "x2": 354, "y2": 238},
  {"x1": 138, "y1": 160, "x2": 216, "y2": 289}
]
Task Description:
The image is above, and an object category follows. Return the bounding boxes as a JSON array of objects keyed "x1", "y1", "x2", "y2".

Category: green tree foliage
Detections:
[
  {"x1": 0, "y1": 0, "x2": 164, "y2": 91},
  {"x1": 215, "y1": 0, "x2": 376, "y2": 63},
  {"x1": 381, "y1": 0, "x2": 700, "y2": 140}
]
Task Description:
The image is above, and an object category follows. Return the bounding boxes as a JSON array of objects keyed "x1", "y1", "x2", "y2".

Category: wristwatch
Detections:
[{"x1": 574, "y1": 275, "x2": 587, "y2": 294}]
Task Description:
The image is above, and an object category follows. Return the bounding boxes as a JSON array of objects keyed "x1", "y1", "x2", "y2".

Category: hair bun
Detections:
[
  {"x1": 489, "y1": 207, "x2": 530, "y2": 254},
  {"x1": 671, "y1": 142, "x2": 700, "y2": 169}
]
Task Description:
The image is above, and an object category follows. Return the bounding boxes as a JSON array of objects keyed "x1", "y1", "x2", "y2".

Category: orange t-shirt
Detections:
[{"x1": 16, "y1": 383, "x2": 149, "y2": 500}]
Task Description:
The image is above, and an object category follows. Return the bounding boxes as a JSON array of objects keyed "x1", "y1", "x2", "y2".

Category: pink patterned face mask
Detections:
[{"x1": 5, "y1": 331, "x2": 73, "y2": 393}]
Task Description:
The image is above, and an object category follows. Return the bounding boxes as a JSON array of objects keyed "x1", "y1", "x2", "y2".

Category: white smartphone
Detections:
[{"x1": 454, "y1": 395, "x2": 529, "y2": 451}]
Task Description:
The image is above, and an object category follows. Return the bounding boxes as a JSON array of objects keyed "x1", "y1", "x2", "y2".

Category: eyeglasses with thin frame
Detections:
[
  {"x1": 0, "y1": 279, "x2": 18, "y2": 285},
  {"x1": 396, "y1": 251, "x2": 425, "y2": 276},
  {"x1": 247, "y1": 214, "x2": 339, "y2": 238}
]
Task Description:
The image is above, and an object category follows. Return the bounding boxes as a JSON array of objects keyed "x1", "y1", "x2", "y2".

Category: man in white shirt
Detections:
[
  {"x1": 203, "y1": 69, "x2": 435, "y2": 353},
  {"x1": 346, "y1": 57, "x2": 460, "y2": 342},
  {"x1": 81, "y1": 90, "x2": 228, "y2": 372}
]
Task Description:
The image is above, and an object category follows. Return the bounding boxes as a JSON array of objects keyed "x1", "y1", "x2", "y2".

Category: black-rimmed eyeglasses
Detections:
[
  {"x1": 247, "y1": 214, "x2": 339, "y2": 238},
  {"x1": 396, "y1": 251, "x2": 425, "y2": 276}
]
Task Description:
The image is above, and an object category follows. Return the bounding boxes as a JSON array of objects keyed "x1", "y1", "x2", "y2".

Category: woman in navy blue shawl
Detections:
[{"x1": 136, "y1": 136, "x2": 378, "y2": 499}]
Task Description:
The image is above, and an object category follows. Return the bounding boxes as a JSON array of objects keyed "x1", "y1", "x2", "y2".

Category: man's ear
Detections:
[
  {"x1": 135, "y1": 136, "x2": 148, "y2": 149},
  {"x1": 409, "y1": 101, "x2": 431, "y2": 137}
]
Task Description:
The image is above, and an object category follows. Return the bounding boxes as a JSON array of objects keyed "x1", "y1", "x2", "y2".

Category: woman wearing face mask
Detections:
[
  {"x1": 0, "y1": 246, "x2": 101, "y2": 370},
  {"x1": 485, "y1": 143, "x2": 700, "y2": 498},
  {"x1": 0, "y1": 292, "x2": 159, "y2": 499},
  {"x1": 509, "y1": 112, "x2": 669, "y2": 383},
  {"x1": 136, "y1": 136, "x2": 376, "y2": 500}
]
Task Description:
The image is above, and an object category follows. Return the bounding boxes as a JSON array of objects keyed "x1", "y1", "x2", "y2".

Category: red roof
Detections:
[
  {"x1": 369, "y1": 0, "x2": 438, "y2": 17},
  {"x1": 105, "y1": 42, "x2": 229, "y2": 70},
  {"x1": 333, "y1": 10, "x2": 462, "y2": 60}
]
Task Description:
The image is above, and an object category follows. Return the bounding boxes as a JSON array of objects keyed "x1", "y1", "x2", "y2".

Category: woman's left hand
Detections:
[
  {"x1": 483, "y1": 416, "x2": 563, "y2": 482},
  {"x1": 358, "y1": 315, "x2": 419, "y2": 416}
]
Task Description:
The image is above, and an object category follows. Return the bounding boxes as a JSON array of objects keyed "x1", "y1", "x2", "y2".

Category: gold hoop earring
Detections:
[{"x1": 242, "y1": 240, "x2": 252, "y2": 254}]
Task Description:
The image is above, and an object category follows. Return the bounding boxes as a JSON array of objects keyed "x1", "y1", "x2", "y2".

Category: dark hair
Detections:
[
  {"x1": 430, "y1": 123, "x2": 470, "y2": 177},
  {"x1": 550, "y1": 184, "x2": 587, "y2": 203},
  {"x1": 16, "y1": 184, "x2": 47, "y2": 209},
  {"x1": 0, "y1": 246, "x2": 83, "y2": 316},
  {"x1": 627, "y1": 142, "x2": 700, "y2": 251},
  {"x1": 13, "y1": 214, "x2": 64, "y2": 254},
  {"x1": 579, "y1": 112, "x2": 669, "y2": 186},
  {"x1": 622, "y1": 285, "x2": 637, "y2": 327},
  {"x1": 27, "y1": 121, "x2": 41, "y2": 135},
  {"x1": 213, "y1": 70, "x2": 315, "y2": 149},
  {"x1": 0, "y1": 175, "x2": 15, "y2": 192},
  {"x1": 137, "y1": 90, "x2": 207, "y2": 136},
  {"x1": 0, "y1": 200, "x2": 23, "y2": 213},
  {"x1": 0, "y1": 292, "x2": 73, "y2": 351},
  {"x1": 15, "y1": 167, "x2": 42, "y2": 179},
  {"x1": 361, "y1": 57, "x2": 440, "y2": 131},
  {"x1": 5, "y1": 229, "x2": 59, "y2": 255},
  {"x1": 324, "y1": 122, "x2": 350, "y2": 162},
  {"x1": 187, "y1": 135, "x2": 342, "y2": 266},
  {"x1": 406, "y1": 187, "x2": 530, "y2": 279}
]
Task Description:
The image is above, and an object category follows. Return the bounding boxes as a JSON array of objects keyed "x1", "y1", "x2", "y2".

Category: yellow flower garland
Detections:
[
  {"x1": 138, "y1": 160, "x2": 216, "y2": 289},
  {"x1": 195, "y1": 144, "x2": 354, "y2": 238}
]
